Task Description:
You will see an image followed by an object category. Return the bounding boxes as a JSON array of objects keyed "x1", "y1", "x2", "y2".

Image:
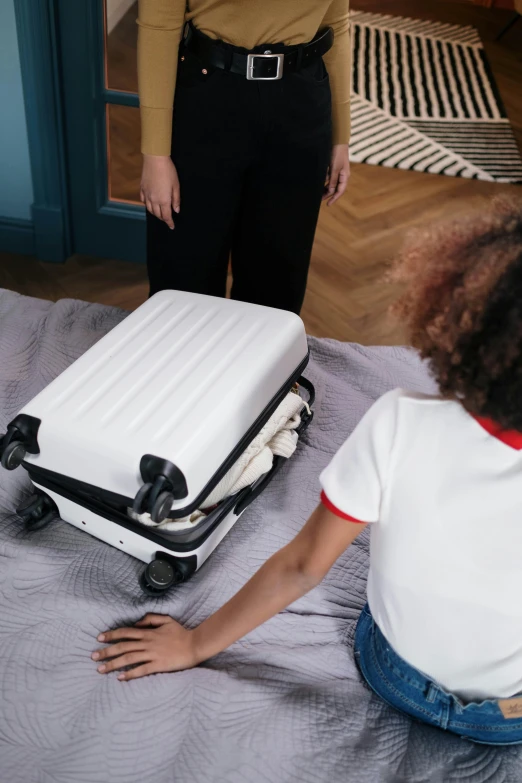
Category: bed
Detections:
[{"x1": 0, "y1": 288, "x2": 520, "y2": 783}]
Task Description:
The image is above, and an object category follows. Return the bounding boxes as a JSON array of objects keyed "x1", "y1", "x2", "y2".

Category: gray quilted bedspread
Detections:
[{"x1": 1, "y1": 288, "x2": 521, "y2": 783}]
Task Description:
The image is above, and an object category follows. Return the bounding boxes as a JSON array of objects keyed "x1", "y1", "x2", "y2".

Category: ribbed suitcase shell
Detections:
[{"x1": 21, "y1": 291, "x2": 308, "y2": 512}]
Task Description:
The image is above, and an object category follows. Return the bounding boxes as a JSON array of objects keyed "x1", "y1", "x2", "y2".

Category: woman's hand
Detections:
[
  {"x1": 140, "y1": 155, "x2": 181, "y2": 230},
  {"x1": 92, "y1": 613, "x2": 199, "y2": 681},
  {"x1": 323, "y1": 144, "x2": 350, "y2": 206}
]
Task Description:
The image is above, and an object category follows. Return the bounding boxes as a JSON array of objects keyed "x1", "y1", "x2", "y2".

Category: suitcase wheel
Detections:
[
  {"x1": 134, "y1": 478, "x2": 175, "y2": 523},
  {"x1": 151, "y1": 491, "x2": 175, "y2": 524},
  {"x1": 25, "y1": 510, "x2": 57, "y2": 532},
  {"x1": 1, "y1": 440, "x2": 27, "y2": 471},
  {"x1": 133, "y1": 483, "x2": 153, "y2": 516},
  {"x1": 140, "y1": 558, "x2": 178, "y2": 596},
  {"x1": 17, "y1": 491, "x2": 57, "y2": 531}
]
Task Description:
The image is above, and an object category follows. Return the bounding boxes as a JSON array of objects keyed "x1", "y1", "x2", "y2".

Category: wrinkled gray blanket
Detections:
[{"x1": 1, "y1": 288, "x2": 520, "y2": 783}]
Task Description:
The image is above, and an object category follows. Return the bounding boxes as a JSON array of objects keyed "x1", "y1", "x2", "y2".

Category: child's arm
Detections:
[{"x1": 92, "y1": 505, "x2": 366, "y2": 680}]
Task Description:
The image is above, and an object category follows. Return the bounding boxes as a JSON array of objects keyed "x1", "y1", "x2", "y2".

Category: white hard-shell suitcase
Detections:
[{"x1": 0, "y1": 291, "x2": 315, "y2": 595}]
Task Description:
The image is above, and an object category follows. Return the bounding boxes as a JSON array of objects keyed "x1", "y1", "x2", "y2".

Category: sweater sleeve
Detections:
[
  {"x1": 321, "y1": 0, "x2": 351, "y2": 145},
  {"x1": 137, "y1": 0, "x2": 187, "y2": 156}
]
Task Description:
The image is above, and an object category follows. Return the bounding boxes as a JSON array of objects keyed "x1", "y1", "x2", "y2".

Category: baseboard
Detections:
[
  {"x1": 0, "y1": 217, "x2": 35, "y2": 256},
  {"x1": 0, "y1": 209, "x2": 69, "y2": 263}
]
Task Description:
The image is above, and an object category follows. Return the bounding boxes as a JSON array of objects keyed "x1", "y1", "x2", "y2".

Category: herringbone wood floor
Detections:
[{"x1": 1, "y1": 0, "x2": 521, "y2": 345}]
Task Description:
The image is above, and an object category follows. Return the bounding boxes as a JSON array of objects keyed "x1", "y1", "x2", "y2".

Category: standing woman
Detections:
[{"x1": 138, "y1": 1, "x2": 351, "y2": 314}]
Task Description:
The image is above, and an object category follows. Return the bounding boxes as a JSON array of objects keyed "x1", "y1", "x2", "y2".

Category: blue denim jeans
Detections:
[{"x1": 354, "y1": 604, "x2": 522, "y2": 745}]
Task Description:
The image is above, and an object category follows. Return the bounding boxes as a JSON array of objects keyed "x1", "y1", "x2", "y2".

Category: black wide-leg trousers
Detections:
[{"x1": 147, "y1": 49, "x2": 332, "y2": 314}]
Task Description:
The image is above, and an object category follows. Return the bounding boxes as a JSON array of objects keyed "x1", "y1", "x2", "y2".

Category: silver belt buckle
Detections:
[{"x1": 246, "y1": 52, "x2": 284, "y2": 81}]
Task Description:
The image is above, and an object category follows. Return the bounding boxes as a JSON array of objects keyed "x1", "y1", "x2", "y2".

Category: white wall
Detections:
[{"x1": 107, "y1": 0, "x2": 136, "y2": 34}]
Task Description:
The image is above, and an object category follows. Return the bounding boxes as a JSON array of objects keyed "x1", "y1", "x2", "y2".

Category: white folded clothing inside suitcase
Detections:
[
  {"x1": 129, "y1": 388, "x2": 309, "y2": 531},
  {"x1": 0, "y1": 291, "x2": 315, "y2": 595}
]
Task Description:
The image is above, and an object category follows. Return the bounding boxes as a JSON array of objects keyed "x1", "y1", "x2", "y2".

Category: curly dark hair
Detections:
[{"x1": 389, "y1": 196, "x2": 522, "y2": 431}]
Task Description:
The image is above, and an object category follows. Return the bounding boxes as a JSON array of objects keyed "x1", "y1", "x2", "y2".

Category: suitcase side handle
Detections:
[
  {"x1": 295, "y1": 375, "x2": 315, "y2": 437},
  {"x1": 297, "y1": 375, "x2": 315, "y2": 408}
]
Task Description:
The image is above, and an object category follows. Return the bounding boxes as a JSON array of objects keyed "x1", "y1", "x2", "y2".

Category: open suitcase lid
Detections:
[{"x1": 11, "y1": 291, "x2": 309, "y2": 516}]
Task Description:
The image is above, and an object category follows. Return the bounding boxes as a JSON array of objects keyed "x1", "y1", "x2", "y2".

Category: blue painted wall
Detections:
[{"x1": 0, "y1": 0, "x2": 34, "y2": 221}]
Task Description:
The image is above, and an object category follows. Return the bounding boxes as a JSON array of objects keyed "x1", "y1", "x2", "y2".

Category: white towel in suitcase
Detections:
[{"x1": 129, "y1": 391, "x2": 307, "y2": 531}]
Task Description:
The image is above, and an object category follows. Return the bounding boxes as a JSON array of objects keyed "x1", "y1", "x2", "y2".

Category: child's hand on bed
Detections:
[
  {"x1": 92, "y1": 507, "x2": 367, "y2": 682},
  {"x1": 92, "y1": 613, "x2": 199, "y2": 680}
]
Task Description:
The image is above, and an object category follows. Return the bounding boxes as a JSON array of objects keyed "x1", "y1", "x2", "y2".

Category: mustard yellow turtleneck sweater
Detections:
[{"x1": 137, "y1": 0, "x2": 351, "y2": 156}]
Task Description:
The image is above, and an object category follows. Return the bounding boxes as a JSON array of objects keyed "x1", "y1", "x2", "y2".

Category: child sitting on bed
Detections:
[{"x1": 93, "y1": 196, "x2": 522, "y2": 746}]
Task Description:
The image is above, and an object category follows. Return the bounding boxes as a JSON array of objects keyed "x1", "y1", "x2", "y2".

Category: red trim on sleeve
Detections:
[
  {"x1": 320, "y1": 491, "x2": 367, "y2": 524},
  {"x1": 473, "y1": 416, "x2": 522, "y2": 451}
]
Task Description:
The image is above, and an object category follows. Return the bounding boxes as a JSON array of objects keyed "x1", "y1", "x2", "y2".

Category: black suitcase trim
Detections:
[{"x1": 22, "y1": 357, "x2": 313, "y2": 518}]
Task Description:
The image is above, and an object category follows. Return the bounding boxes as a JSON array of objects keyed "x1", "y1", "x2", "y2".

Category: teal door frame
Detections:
[
  {"x1": 57, "y1": 0, "x2": 145, "y2": 262},
  {"x1": 13, "y1": 0, "x2": 71, "y2": 262},
  {"x1": 13, "y1": 0, "x2": 145, "y2": 264}
]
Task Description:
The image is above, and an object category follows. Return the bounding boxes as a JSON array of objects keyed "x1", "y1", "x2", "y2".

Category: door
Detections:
[{"x1": 58, "y1": 0, "x2": 145, "y2": 262}]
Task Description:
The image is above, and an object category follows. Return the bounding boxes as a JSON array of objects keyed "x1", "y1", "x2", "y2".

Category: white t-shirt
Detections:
[{"x1": 320, "y1": 389, "x2": 522, "y2": 702}]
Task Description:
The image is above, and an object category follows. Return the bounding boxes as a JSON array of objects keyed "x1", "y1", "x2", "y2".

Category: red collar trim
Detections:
[{"x1": 473, "y1": 416, "x2": 522, "y2": 450}]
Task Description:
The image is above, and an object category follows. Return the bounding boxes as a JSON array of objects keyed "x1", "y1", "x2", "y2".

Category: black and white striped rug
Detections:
[{"x1": 350, "y1": 11, "x2": 522, "y2": 183}]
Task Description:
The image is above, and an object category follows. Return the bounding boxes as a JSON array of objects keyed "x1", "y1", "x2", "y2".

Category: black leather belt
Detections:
[{"x1": 182, "y1": 22, "x2": 334, "y2": 81}]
